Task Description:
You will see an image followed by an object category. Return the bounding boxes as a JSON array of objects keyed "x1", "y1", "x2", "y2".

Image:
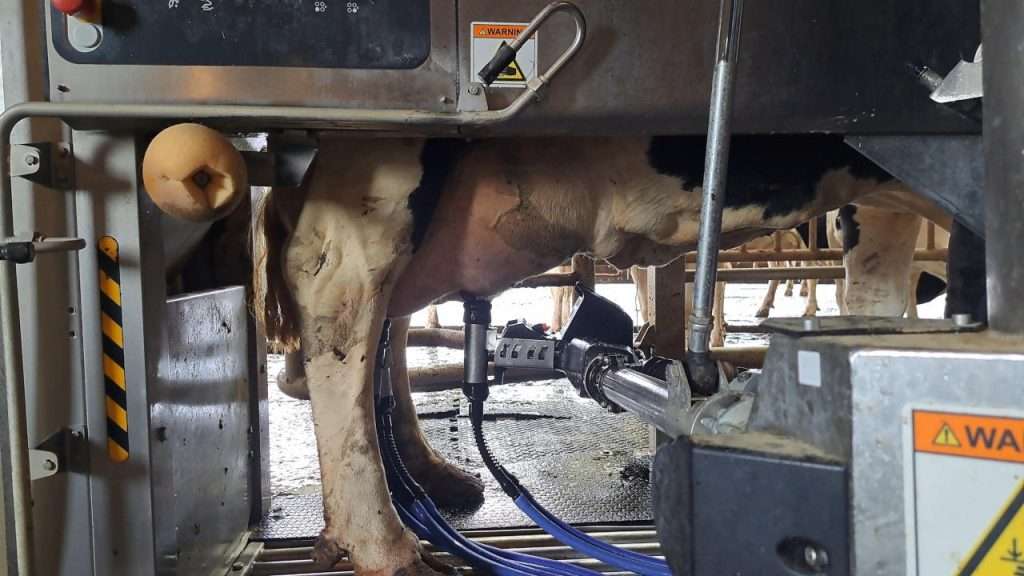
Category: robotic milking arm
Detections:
[{"x1": 463, "y1": 284, "x2": 739, "y2": 443}]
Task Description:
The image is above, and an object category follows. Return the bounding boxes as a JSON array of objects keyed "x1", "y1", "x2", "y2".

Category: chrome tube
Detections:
[
  {"x1": 687, "y1": 0, "x2": 745, "y2": 395},
  {"x1": 598, "y1": 367, "x2": 690, "y2": 439}
]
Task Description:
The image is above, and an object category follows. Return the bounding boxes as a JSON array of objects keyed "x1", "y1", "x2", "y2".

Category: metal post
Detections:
[
  {"x1": 687, "y1": 0, "x2": 744, "y2": 395},
  {"x1": 981, "y1": 0, "x2": 1024, "y2": 334}
]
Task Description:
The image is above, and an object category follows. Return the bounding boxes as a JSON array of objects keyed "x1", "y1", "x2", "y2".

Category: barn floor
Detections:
[
  {"x1": 255, "y1": 376, "x2": 653, "y2": 540},
  {"x1": 256, "y1": 283, "x2": 945, "y2": 540}
]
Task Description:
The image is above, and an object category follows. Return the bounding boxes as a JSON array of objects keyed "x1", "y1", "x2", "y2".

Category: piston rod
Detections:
[
  {"x1": 596, "y1": 366, "x2": 691, "y2": 439},
  {"x1": 687, "y1": 0, "x2": 745, "y2": 395}
]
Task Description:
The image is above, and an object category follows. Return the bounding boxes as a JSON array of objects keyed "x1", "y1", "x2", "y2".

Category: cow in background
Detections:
[{"x1": 828, "y1": 205, "x2": 949, "y2": 317}]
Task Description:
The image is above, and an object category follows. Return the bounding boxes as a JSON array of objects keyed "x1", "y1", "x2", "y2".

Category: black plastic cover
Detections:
[
  {"x1": 561, "y1": 283, "x2": 634, "y2": 348},
  {"x1": 653, "y1": 436, "x2": 850, "y2": 576},
  {"x1": 52, "y1": 0, "x2": 430, "y2": 68}
]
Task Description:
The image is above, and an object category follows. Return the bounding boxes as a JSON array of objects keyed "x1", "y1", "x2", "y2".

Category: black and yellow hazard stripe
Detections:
[{"x1": 98, "y1": 236, "x2": 129, "y2": 462}]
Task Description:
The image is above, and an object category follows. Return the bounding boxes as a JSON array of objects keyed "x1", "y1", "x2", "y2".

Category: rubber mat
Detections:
[{"x1": 255, "y1": 378, "x2": 654, "y2": 541}]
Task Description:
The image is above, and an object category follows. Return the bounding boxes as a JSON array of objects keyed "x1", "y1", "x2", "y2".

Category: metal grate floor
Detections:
[
  {"x1": 257, "y1": 378, "x2": 655, "y2": 540},
  {"x1": 240, "y1": 524, "x2": 663, "y2": 576}
]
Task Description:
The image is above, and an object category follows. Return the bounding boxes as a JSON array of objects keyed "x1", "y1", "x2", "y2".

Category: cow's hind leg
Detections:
[
  {"x1": 756, "y1": 278, "x2": 779, "y2": 318},
  {"x1": 390, "y1": 316, "x2": 485, "y2": 509},
  {"x1": 284, "y1": 139, "x2": 447, "y2": 575},
  {"x1": 803, "y1": 278, "x2": 819, "y2": 317}
]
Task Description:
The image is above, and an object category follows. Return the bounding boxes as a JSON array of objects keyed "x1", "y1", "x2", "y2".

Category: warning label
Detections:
[
  {"x1": 470, "y1": 21, "x2": 538, "y2": 88},
  {"x1": 907, "y1": 407, "x2": 1024, "y2": 575},
  {"x1": 914, "y1": 410, "x2": 1024, "y2": 464},
  {"x1": 958, "y1": 483, "x2": 1024, "y2": 576}
]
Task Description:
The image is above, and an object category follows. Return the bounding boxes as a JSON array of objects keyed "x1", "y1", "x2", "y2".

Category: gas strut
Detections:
[
  {"x1": 374, "y1": 320, "x2": 601, "y2": 576},
  {"x1": 687, "y1": 0, "x2": 746, "y2": 396},
  {"x1": 462, "y1": 298, "x2": 673, "y2": 576}
]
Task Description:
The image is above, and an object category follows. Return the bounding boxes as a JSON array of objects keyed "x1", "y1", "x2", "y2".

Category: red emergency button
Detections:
[{"x1": 53, "y1": 0, "x2": 87, "y2": 15}]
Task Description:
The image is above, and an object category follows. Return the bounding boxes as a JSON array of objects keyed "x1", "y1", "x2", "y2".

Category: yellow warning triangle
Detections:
[
  {"x1": 498, "y1": 60, "x2": 527, "y2": 82},
  {"x1": 958, "y1": 484, "x2": 1024, "y2": 575},
  {"x1": 934, "y1": 423, "x2": 962, "y2": 447}
]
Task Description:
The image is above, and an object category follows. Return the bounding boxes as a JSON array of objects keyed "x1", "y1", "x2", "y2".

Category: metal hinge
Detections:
[
  {"x1": 29, "y1": 427, "x2": 87, "y2": 481},
  {"x1": 9, "y1": 141, "x2": 75, "y2": 190}
]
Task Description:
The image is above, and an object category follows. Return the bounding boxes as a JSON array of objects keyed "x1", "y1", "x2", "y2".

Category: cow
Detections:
[
  {"x1": 253, "y1": 134, "x2": 939, "y2": 575},
  {"x1": 827, "y1": 205, "x2": 949, "y2": 317}
]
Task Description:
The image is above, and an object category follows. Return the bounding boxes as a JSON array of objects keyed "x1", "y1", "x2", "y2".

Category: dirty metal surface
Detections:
[{"x1": 255, "y1": 379, "x2": 654, "y2": 540}]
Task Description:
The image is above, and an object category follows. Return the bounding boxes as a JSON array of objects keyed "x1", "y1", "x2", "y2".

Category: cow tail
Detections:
[{"x1": 253, "y1": 187, "x2": 302, "y2": 352}]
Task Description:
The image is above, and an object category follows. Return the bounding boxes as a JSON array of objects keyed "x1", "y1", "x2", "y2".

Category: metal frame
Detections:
[{"x1": 0, "y1": 5, "x2": 587, "y2": 574}]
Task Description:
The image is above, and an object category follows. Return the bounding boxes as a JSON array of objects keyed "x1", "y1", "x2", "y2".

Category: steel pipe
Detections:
[
  {"x1": 685, "y1": 248, "x2": 947, "y2": 263},
  {"x1": 513, "y1": 265, "x2": 846, "y2": 289},
  {"x1": 687, "y1": 0, "x2": 745, "y2": 395},
  {"x1": 597, "y1": 367, "x2": 691, "y2": 439},
  {"x1": 686, "y1": 265, "x2": 845, "y2": 283}
]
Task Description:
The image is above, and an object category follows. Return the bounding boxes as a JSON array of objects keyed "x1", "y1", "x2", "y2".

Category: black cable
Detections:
[{"x1": 469, "y1": 399, "x2": 522, "y2": 498}]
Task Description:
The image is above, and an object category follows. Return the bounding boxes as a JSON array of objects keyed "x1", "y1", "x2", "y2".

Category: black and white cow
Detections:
[{"x1": 253, "y1": 134, "x2": 936, "y2": 575}]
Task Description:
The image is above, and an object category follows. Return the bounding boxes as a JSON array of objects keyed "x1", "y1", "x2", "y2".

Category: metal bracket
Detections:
[
  {"x1": 931, "y1": 45, "x2": 983, "y2": 104},
  {"x1": 241, "y1": 130, "x2": 319, "y2": 188},
  {"x1": 29, "y1": 427, "x2": 86, "y2": 481},
  {"x1": 9, "y1": 142, "x2": 74, "y2": 190},
  {"x1": 760, "y1": 316, "x2": 985, "y2": 337},
  {"x1": 844, "y1": 134, "x2": 985, "y2": 238},
  {"x1": 457, "y1": 83, "x2": 490, "y2": 113},
  {"x1": 241, "y1": 144, "x2": 319, "y2": 188}
]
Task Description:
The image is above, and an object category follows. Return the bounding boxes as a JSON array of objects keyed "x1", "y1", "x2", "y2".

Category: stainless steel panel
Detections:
[
  {"x1": 44, "y1": 4, "x2": 457, "y2": 113},
  {"x1": 4, "y1": 1, "x2": 96, "y2": 574},
  {"x1": 748, "y1": 330, "x2": 1024, "y2": 575},
  {"x1": 850, "y1": 343, "x2": 1024, "y2": 575},
  {"x1": 460, "y1": 0, "x2": 978, "y2": 135},
  {"x1": 73, "y1": 132, "x2": 162, "y2": 576},
  {"x1": 152, "y1": 287, "x2": 252, "y2": 576},
  {"x1": 38, "y1": 1, "x2": 979, "y2": 134}
]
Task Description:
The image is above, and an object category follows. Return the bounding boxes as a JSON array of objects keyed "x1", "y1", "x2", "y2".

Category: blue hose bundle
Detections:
[
  {"x1": 374, "y1": 321, "x2": 601, "y2": 576},
  {"x1": 469, "y1": 399, "x2": 672, "y2": 576}
]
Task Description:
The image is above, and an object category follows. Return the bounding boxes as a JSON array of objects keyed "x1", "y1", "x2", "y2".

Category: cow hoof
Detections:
[
  {"x1": 755, "y1": 308, "x2": 770, "y2": 319},
  {"x1": 312, "y1": 534, "x2": 348, "y2": 568},
  {"x1": 414, "y1": 461, "x2": 485, "y2": 511}
]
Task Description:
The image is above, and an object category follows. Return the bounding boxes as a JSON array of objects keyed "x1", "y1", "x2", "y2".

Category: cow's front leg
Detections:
[
  {"x1": 303, "y1": 316, "x2": 418, "y2": 571},
  {"x1": 390, "y1": 316, "x2": 485, "y2": 509},
  {"x1": 283, "y1": 138, "x2": 448, "y2": 575}
]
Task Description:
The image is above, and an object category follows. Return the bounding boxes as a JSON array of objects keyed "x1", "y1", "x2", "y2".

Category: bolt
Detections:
[
  {"x1": 232, "y1": 562, "x2": 244, "y2": 571},
  {"x1": 439, "y1": 95, "x2": 453, "y2": 105},
  {"x1": 803, "y1": 545, "x2": 829, "y2": 572},
  {"x1": 952, "y1": 313, "x2": 972, "y2": 327},
  {"x1": 58, "y1": 146, "x2": 70, "y2": 158},
  {"x1": 24, "y1": 154, "x2": 39, "y2": 167},
  {"x1": 468, "y1": 85, "x2": 482, "y2": 95},
  {"x1": 42, "y1": 459, "x2": 57, "y2": 471}
]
